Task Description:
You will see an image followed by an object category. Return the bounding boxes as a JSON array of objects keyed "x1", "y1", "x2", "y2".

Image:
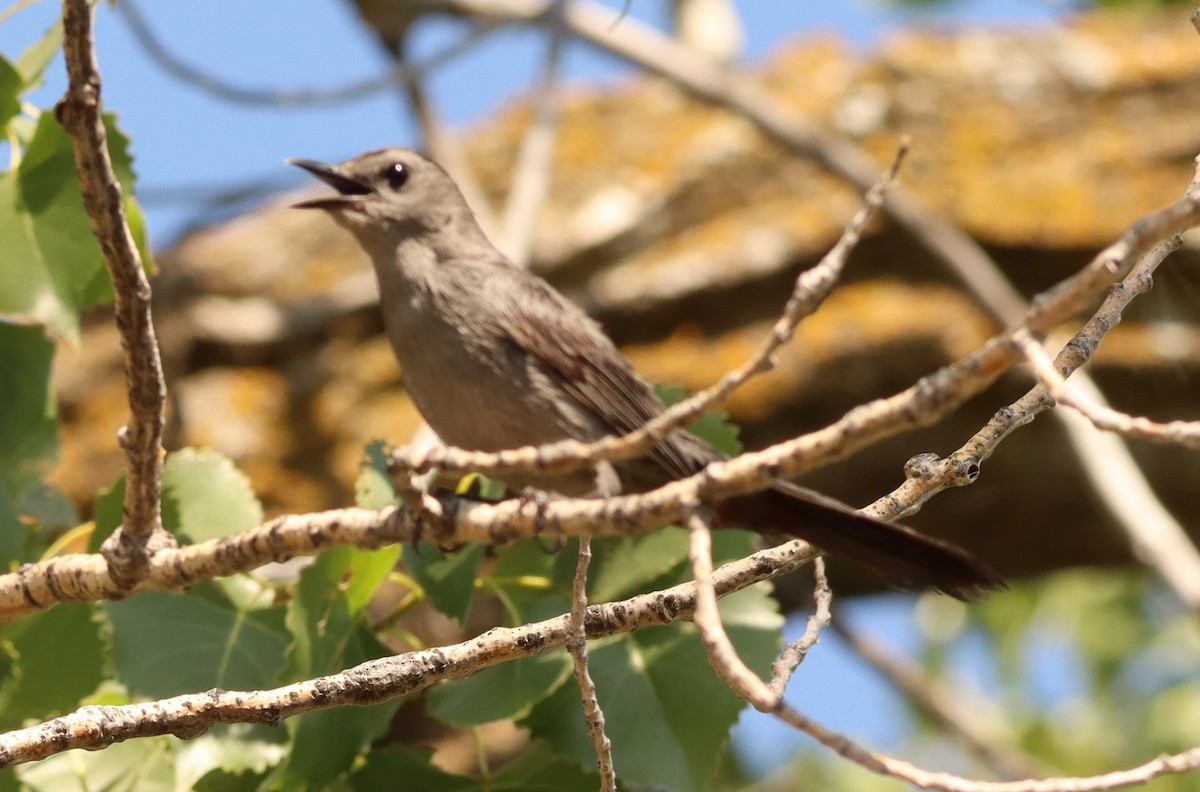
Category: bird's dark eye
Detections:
[{"x1": 382, "y1": 162, "x2": 409, "y2": 190}]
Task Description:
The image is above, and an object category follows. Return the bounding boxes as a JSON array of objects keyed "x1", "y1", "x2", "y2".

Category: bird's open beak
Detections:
[{"x1": 286, "y1": 158, "x2": 371, "y2": 209}]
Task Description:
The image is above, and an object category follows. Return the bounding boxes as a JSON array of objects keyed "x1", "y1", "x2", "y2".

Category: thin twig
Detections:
[
  {"x1": 393, "y1": 41, "x2": 500, "y2": 240},
  {"x1": 685, "y1": 508, "x2": 777, "y2": 706},
  {"x1": 566, "y1": 538, "x2": 616, "y2": 791},
  {"x1": 865, "y1": 232, "x2": 1200, "y2": 610},
  {"x1": 867, "y1": 237, "x2": 1183, "y2": 521},
  {"x1": 832, "y1": 618, "x2": 1042, "y2": 781},
  {"x1": 58, "y1": 0, "x2": 171, "y2": 586},
  {"x1": 437, "y1": 0, "x2": 1029, "y2": 327},
  {"x1": 1016, "y1": 329, "x2": 1200, "y2": 449},
  {"x1": 116, "y1": 0, "x2": 499, "y2": 108},
  {"x1": 498, "y1": 0, "x2": 568, "y2": 265},
  {"x1": 768, "y1": 556, "x2": 831, "y2": 697},
  {"x1": 1033, "y1": 365, "x2": 1200, "y2": 609}
]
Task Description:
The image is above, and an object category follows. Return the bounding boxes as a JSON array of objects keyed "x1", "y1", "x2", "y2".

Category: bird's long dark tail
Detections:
[{"x1": 717, "y1": 482, "x2": 1004, "y2": 601}]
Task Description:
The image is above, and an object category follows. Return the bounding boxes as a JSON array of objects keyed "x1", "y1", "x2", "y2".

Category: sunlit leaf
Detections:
[{"x1": 161, "y1": 448, "x2": 263, "y2": 542}]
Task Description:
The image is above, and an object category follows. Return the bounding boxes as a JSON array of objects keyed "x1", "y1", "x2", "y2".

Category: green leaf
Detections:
[
  {"x1": 491, "y1": 741, "x2": 600, "y2": 791},
  {"x1": 428, "y1": 650, "x2": 574, "y2": 726},
  {"x1": 355, "y1": 440, "x2": 397, "y2": 510},
  {"x1": 0, "y1": 322, "x2": 57, "y2": 514},
  {"x1": 18, "y1": 480, "x2": 78, "y2": 536},
  {"x1": 0, "y1": 57, "x2": 20, "y2": 133},
  {"x1": 161, "y1": 448, "x2": 264, "y2": 542},
  {"x1": 17, "y1": 734, "x2": 175, "y2": 792},
  {"x1": 105, "y1": 583, "x2": 290, "y2": 699},
  {"x1": 279, "y1": 699, "x2": 400, "y2": 792},
  {"x1": 0, "y1": 111, "x2": 150, "y2": 342},
  {"x1": 279, "y1": 545, "x2": 401, "y2": 789},
  {"x1": 349, "y1": 746, "x2": 477, "y2": 792},
  {"x1": 14, "y1": 22, "x2": 63, "y2": 88},
  {"x1": 284, "y1": 544, "x2": 397, "y2": 680},
  {"x1": 175, "y1": 723, "x2": 288, "y2": 792},
  {"x1": 0, "y1": 603, "x2": 104, "y2": 729},
  {"x1": 522, "y1": 582, "x2": 781, "y2": 792},
  {"x1": 407, "y1": 543, "x2": 485, "y2": 626},
  {"x1": 587, "y1": 529, "x2": 690, "y2": 603}
]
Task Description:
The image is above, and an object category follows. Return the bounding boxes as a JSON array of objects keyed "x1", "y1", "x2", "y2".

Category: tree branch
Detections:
[
  {"x1": 58, "y1": 0, "x2": 170, "y2": 587},
  {"x1": 0, "y1": 538, "x2": 815, "y2": 766}
]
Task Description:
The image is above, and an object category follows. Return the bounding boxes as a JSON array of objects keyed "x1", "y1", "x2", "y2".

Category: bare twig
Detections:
[
  {"x1": 768, "y1": 556, "x2": 831, "y2": 697},
  {"x1": 498, "y1": 0, "x2": 567, "y2": 265},
  {"x1": 436, "y1": 0, "x2": 1029, "y2": 327},
  {"x1": 686, "y1": 508, "x2": 777, "y2": 706},
  {"x1": 1016, "y1": 330, "x2": 1200, "y2": 449},
  {"x1": 116, "y1": 0, "x2": 499, "y2": 108},
  {"x1": 832, "y1": 618, "x2": 1042, "y2": 780},
  {"x1": 1038, "y1": 369, "x2": 1200, "y2": 609},
  {"x1": 393, "y1": 42, "x2": 500, "y2": 240},
  {"x1": 864, "y1": 230, "x2": 1200, "y2": 610},
  {"x1": 866, "y1": 237, "x2": 1183, "y2": 522},
  {"x1": 771, "y1": 705, "x2": 1200, "y2": 792},
  {"x1": 389, "y1": 143, "x2": 907, "y2": 480},
  {"x1": 0, "y1": 538, "x2": 816, "y2": 766},
  {"x1": 58, "y1": 0, "x2": 171, "y2": 587},
  {"x1": 566, "y1": 538, "x2": 616, "y2": 790}
]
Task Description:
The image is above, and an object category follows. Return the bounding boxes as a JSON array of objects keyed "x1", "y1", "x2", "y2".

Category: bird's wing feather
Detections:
[{"x1": 495, "y1": 271, "x2": 710, "y2": 482}]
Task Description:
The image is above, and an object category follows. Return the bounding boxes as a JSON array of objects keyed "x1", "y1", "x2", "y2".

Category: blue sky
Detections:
[
  {"x1": 2, "y1": 0, "x2": 1070, "y2": 781},
  {"x1": 2, "y1": 0, "x2": 1062, "y2": 244}
]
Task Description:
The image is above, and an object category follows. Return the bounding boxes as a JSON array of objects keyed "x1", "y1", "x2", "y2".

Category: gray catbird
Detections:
[{"x1": 289, "y1": 148, "x2": 1003, "y2": 600}]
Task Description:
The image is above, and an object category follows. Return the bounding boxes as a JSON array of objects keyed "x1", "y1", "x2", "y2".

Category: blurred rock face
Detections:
[{"x1": 53, "y1": 10, "x2": 1200, "y2": 591}]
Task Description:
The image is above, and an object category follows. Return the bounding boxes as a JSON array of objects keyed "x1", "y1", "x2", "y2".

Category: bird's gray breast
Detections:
[{"x1": 376, "y1": 260, "x2": 613, "y2": 494}]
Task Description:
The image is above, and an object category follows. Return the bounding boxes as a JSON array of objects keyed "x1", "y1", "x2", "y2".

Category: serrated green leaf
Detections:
[
  {"x1": 522, "y1": 582, "x2": 781, "y2": 792},
  {"x1": 349, "y1": 746, "x2": 478, "y2": 792},
  {"x1": 0, "y1": 603, "x2": 104, "y2": 729},
  {"x1": 407, "y1": 543, "x2": 485, "y2": 626},
  {"x1": 0, "y1": 322, "x2": 57, "y2": 513},
  {"x1": 429, "y1": 649, "x2": 574, "y2": 726},
  {"x1": 355, "y1": 439, "x2": 397, "y2": 510},
  {"x1": 105, "y1": 583, "x2": 290, "y2": 699},
  {"x1": 0, "y1": 111, "x2": 149, "y2": 342},
  {"x1": 17, "y1": 734, "x2": 175, "y2": 792},
  {"x1": 161, "y1": 448, "x2": 264, "y2": 542}
]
